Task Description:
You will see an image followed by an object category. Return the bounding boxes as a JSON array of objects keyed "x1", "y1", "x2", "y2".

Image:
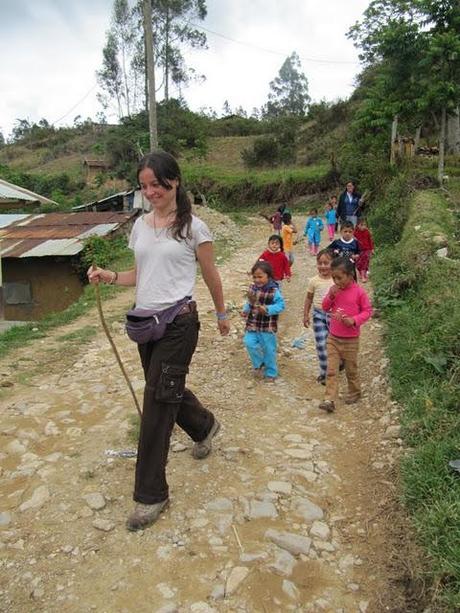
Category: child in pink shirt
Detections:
[{"x1": 319, "y1": 256, "x2": 372, "y2": 413}]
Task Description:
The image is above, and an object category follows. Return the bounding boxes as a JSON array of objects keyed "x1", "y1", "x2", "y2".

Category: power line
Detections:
[
  {"x1": 52, "y1": 83, "x2": 99, "y2": 125},
  {"x1": 190, "y1": 22, "x2": 358, "y2": 65}
]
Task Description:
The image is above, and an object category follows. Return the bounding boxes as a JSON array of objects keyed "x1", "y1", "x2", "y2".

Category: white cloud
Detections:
[{"x1": 0, "y1": 0, "x2": 369, "y2": 138}]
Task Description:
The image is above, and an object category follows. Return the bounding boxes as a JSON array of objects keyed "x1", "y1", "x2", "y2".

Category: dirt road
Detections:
[{"x1": 0, "y1": 215, "x2": 409, "y2": 612}]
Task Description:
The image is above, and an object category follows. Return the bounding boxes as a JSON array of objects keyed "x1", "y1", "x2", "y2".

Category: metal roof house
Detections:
[
  {"x1": 0, "y1": 211, "x2": 136, "y2": 321},
  {"x1": 0, "y1": 179, "x2": 58, "y2": 211},
  {"x1": 72, "y1": 188, "x2": 147, "y2": 213}
]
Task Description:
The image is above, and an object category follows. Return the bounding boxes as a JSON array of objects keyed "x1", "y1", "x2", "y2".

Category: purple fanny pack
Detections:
[{"x1": 125, "y1": 298, "x2": 192, "y2": 344}]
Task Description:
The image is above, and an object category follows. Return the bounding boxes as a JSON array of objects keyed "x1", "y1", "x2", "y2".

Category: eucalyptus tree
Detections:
[
  {"x1": 97, "y1": 0, "x2": 208, "y2": 118},
  {"x1": 264, "y1": 52, "x2": 310, "y2": 118}
]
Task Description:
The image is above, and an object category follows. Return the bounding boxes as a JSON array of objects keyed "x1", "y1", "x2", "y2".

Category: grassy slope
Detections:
[{"x1": 372, "y1": 176, "x2": 460, "y2": 609}]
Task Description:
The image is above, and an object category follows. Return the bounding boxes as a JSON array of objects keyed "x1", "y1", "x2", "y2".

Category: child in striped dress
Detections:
[{"x1": 303, "y1": 249, "x2": 335, "y2": 384}]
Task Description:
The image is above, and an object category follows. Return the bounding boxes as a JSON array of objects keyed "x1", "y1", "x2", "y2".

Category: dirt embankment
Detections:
[{"x1": 0, "y1": 214, "x2": 417, "y2": 612}]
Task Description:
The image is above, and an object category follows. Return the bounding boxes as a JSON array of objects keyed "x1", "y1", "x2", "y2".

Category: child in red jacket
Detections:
[
  {"x1": 354, "y1": 218, "x2": 374, "y2": 282},
  {"x1": 258, "y1": 235, "x2": 291, "y2": 283}
]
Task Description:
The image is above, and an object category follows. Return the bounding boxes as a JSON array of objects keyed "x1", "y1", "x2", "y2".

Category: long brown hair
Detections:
[{"x1": 137, "y1": 151, "x2": 192, "y2": 240}]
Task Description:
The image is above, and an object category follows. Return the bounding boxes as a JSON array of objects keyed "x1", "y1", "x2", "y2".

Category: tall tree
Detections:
[
  {"x1": 97, "y1": 0, "x2": 141, "y2": 119},
  {"x1": 264, "y1": 52, "x2": 310, "y2": 118},
  {"x1": 348, "y1": 0, "x2": 460, "y2": 179},
  {"x1": 151, "y1": 0, "x2": 207, "y2": 100},
  {"x1": 98, "y1": 0, "x2": 208, "y2": 118}
]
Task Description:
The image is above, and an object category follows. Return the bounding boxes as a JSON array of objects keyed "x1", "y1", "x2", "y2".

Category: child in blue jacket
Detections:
[
  {"x1": 242, "y1": 261, "x2": 285, "y2": 382},
  {"x1": 304, "y1": 208, "x2": 324, "y2": 255}
]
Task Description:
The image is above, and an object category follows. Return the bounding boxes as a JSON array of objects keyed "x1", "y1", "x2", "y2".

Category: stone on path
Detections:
[
  {"x1": 265, "y1": 529, "x2": 311, "y2": 556},
  {"x1": 292, "y1": 497, "x2": 324, "y2": 522},
  {"x1": 310, "y1": 521, "x2": 330, "y2": 540},
  {"x1": 6, "y1": 439, "x2": 27, "y2": 454},
  {"x1": 282, "y1": 579, "x2": 300, "y2": 600},
  {"x1": 284, "y1": 448, "x2": 312, "y2": 460},
  {"x1": 19, "y1": 485, "x2": 50, "y2": 512},
  {"x1": 206, "y1": 498, "x2": 233, "y2": 512},
  {"x1": 0, "y1": 511, "x2": 12, "y2": 526},
  {"x1": 225, "y1": 566, "x2": 250, "y2": 596},
  {"x1": 248, "y1": 500, "x2": 278, "y2": 519},
  {"x1": 82, "y1": 493, "x2": 106, "y2": 511},
  {"x1": 92, "y1": 518, "x2": 115, "y2": 532},
  {"x1": 268, "y1": 550, "x2": 296, "y2": 577},
  {"x1": 267, "y1": 481, "x2": 292, "y2": 495}
]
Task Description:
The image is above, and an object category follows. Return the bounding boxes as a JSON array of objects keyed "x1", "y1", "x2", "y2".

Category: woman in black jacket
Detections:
[{"x1": 336, "y1": 181, "x2": 362, "y2": 227}]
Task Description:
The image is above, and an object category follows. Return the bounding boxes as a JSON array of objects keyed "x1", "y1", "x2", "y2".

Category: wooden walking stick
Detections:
[{"x1": 92, "y1": 266, "x2": 142, "y2": 418}]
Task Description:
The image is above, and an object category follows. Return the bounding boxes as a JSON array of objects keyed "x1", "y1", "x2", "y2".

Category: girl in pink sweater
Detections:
[{"x1": 319, "y1": 257, "x2": 372, "y2": 413}]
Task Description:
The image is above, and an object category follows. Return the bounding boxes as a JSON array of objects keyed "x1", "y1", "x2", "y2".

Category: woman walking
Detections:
[{"x1": 88, "y1": 151, "x2": 230, "y2": 531}]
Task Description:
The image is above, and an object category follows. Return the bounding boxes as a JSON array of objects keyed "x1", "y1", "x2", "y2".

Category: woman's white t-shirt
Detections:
[{"x1": 128, "y1": 214, "x2": 213, "y2": 311}]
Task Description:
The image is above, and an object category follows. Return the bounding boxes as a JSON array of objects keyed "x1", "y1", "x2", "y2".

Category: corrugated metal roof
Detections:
[
  {"x1": 0, "y1": 214, "x2": 29, "y2": 228},
  {"x1": 0, "y1": 179, "x2": 58, "y2": 205},
  {"x1": 0, "y1": 211, "x2": 137, "y2": 258}
]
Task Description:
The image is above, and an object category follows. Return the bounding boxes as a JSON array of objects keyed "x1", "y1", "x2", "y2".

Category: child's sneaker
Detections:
[
  {"x1": 319, "y1": 400, "x2": 335, "y2": 413},
  {"x1": 264, "y1": 377, "x2": 277, "y2": 383}
]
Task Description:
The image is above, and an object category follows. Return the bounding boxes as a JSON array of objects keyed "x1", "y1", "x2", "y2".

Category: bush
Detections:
[{"x1": 241, "y1": 135, "x2": 280, "y2": 167}]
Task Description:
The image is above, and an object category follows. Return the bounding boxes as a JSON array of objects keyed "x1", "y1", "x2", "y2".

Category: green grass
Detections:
[
  {"x1": 182, "y1": 162, "x2": 331, "y2": 209},
  {"x1": 372, "y1": 179, "x2": 460, "y2": 609}
]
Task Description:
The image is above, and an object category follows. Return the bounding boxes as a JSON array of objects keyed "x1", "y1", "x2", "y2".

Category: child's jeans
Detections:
[
  {"x1": 325, "y1": 335, "x2": 360, "y2": 403},
  {"x1": 243, "y1": 331, "x2": 278, "y2": 378},
  {"x1": 312, "y1": 308, "x2": 330, "y2": 377},
  {"x1": 327, "y1": 224, "x2": 335, "y2": 239}
]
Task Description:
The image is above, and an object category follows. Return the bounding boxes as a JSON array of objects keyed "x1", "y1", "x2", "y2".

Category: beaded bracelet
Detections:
[{"x1": 216, "y1": 312, "x2": 228, "y2": 321}]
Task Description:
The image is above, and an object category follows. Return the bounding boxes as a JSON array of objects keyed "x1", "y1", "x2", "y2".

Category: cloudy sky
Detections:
[{"x1": 0, "y1": 0, "x2": 370, "y2": 139}]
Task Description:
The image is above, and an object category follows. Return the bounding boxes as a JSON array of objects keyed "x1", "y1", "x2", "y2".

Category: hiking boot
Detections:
[
  {"x1": 319, "y1": 400, "x2": 335, "y2": 413},
  {"x1": 316, "y1": 374, "x2": 326, "y2": 385},
  {"x1": 345, "y1": 394, "x2": 361, "y2": 404},
  {"x1": 192, "y1": 419, "x2": 221, "y2": 460},
  {"x1": 126, "y1": 499, "x2": 169, "y2": 532}
]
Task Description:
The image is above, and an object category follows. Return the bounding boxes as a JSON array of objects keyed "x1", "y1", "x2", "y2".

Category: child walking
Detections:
[
  {"x1": 325, "y1": 197, "x2": 337, "y2": 240},
  {"x1": 242, "y1": 261, "x2": 285, "y2": 382},
  {"x1": 304, "y1": 208, "x2": 324, "y2": 255},
  {"x1": 258, "y1": 235, "x2": 291, "y2": 283},
  {"x1": 327, "y1": 220, "x2": 360, "y2": 261},
  {"x1": 303, "y1": 249, "x2": 335, "y2": 384},
  {"x1": 354, "y1": 218, "x2": 374, "y2": 283},
  {"x1": 281, "y1": 212, "x2": 297, "y2": 265},
  {"x1": 319, "y1": 257, "x2": 372, "y2": 413}
]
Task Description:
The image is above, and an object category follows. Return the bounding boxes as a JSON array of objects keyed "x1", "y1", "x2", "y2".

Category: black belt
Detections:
[{"x1": 176, "y1": 301, "x2": 197, "y2": 317}]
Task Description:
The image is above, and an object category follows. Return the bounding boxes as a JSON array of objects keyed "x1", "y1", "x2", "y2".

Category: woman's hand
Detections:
[
  {"x1": 218, "y1": 319, "x2": 230, "y2": 336},
  {"x1": 303, "y1": 315, "x2": 310, "y2": 328},
  {"x1": 87, "y1": 266, "x2": 114, "y2": 285}
]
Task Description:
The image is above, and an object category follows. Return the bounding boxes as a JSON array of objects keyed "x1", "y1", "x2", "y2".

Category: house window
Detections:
[{"x1": 4, "y1": 282, "x2": 32, "y2": 305}]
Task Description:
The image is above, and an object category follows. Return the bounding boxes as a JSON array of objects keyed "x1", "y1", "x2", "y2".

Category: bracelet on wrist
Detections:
[
  {"x1": 216, "y1": 312, "x2": 228, "y2": 321},
  {"x1": 109, "y1": 271, "x2": 118, "y2": 285}
]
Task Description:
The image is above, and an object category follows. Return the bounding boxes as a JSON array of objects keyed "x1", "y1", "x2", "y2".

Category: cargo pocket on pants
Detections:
[{"x1": 156, "y1": 363, "x2": 189, "y2": 403}]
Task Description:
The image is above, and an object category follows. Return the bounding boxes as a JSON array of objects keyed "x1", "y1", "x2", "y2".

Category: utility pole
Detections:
[{"x1": 143, "y1": 0, "x2": 158, "y2": 150}]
